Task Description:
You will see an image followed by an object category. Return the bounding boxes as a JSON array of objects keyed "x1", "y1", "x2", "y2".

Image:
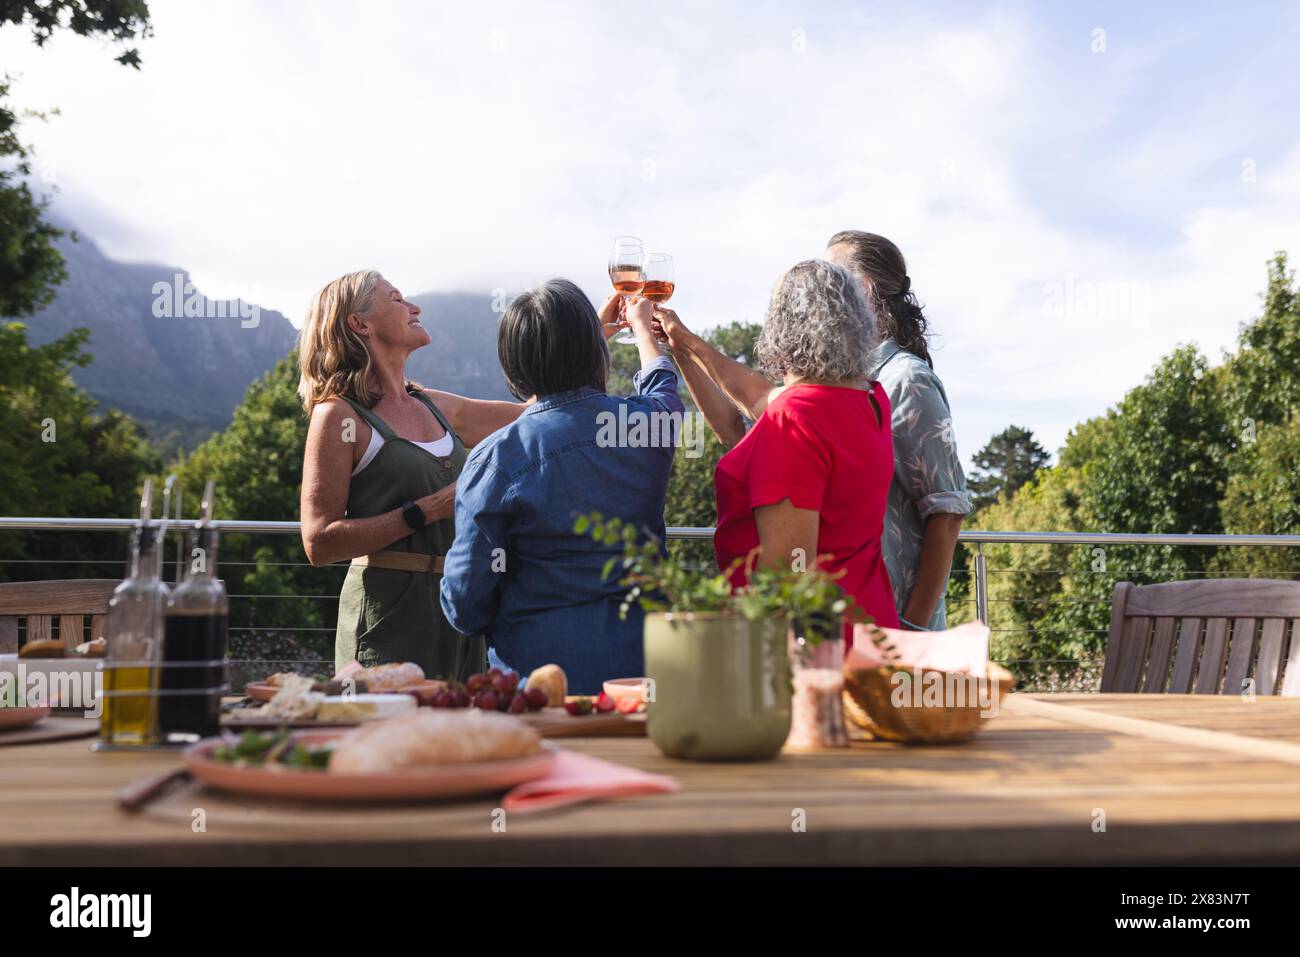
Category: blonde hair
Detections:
[{"x1": 297, "y1": 270, "x2": 383, "y2": 413}]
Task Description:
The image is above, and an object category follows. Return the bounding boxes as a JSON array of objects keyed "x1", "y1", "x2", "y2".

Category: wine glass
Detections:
[
  {"x1": 641, "y1": 253, "x2": 675, "y2": 304},
  {"x1": 642, "y1": 254, "x2": 675, "y2": 345},
  {"x1": 608, "y1": 236, "x2": 644, "y2": 345}
]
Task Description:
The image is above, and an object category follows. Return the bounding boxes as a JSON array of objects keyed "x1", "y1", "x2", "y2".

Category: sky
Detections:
[{"x1": 3, "y1": 0, "x2": 1299, "y2": 467}]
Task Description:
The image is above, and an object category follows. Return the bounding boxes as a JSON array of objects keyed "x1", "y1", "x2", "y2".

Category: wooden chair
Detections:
[
  {"x1": 0, "y1": 580, "x2": 119, "y2": 655},
  {"x1": 1101, "y1": 579, "x2": 1300, "y2": 696}
]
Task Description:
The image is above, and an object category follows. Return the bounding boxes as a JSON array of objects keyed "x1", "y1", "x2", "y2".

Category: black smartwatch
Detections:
[{"x1": 401, "y1": 500, "x2": 426, "y2": 531}]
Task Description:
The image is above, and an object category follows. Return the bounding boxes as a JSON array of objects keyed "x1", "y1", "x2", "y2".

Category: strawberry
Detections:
[
  {"x1": 615, "y1": 695, "x2": 642, "y2": 714},
  {"x1": 595, "y1": 692, "x2": 617, "y2": 713},
  {"x1": 564, "y1": 698, "x2": 594, "y2": 716}
]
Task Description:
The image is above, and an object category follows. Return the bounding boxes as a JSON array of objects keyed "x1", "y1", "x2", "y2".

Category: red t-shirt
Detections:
[{"x1": 713, "y1": 382, "x2": 900, "y2": 644}]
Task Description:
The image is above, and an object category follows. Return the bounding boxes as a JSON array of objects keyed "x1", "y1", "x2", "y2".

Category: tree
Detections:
[
  {"x1": 1212, "y1": 418, "x2": 1300, "y2": 579},
  {"x1": 0, "y1": 1, "x2": 151, "y2": 315},
  {"x1": 967, "y1": 425, "x2": 1051, "y2": 510},
  {"x1": 0, "y1": 321, "x2": 159, "y2": 580},
  {"x1": 170, "y1": 352, "x2": 339, "y2": 672},
  {"x1": 1224, "y1": 252, "x2": 1300, "y2": 436},
  {"x1": 607, "y1": 321, "x2": 764, "y2": 551}
]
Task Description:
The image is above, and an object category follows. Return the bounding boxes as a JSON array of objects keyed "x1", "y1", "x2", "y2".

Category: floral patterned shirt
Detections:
[{"x1": 868, "y1": 338, "x2": 973, "y2": 630}]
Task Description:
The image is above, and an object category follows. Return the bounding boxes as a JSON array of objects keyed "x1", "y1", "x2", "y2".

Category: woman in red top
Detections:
[{"x1": 655, "y1": 259, "x2": 899, "y2": 641}]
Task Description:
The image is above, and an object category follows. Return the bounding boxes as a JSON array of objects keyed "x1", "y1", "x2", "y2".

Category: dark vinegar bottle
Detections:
[{"x1": 160, "y1": 523, "x2": 229, "y2": 741}]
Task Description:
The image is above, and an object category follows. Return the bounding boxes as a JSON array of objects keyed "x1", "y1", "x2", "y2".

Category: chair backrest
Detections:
[
  {"x1": 1101, "y1": 579, "x2": 1300, "y2": 696},
  {"x1": 0, "y1": 580, "x2": 120, "y2": 654}
]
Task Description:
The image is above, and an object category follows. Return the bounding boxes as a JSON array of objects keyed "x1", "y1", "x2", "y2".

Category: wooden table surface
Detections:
[{"x1": 5, "y1": 693, "x2": 1300, "y2": 866}]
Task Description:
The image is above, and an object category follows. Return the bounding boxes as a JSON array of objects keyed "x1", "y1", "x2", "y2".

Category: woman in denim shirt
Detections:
[{"x1": 440, "y1": 281, "x2": 683, "y2": 693}]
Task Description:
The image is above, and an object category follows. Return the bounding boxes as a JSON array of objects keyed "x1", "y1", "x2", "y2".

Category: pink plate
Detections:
[
  {"x1": 0, "y1": 706, "x2": 51, "y2": 731},
  {"x1": 183, "y1": 731, "x2": 558, "y2": 803}
]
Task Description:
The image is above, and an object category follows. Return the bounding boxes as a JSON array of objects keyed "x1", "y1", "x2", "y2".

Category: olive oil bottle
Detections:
[{"x1": 99, "y1": 483, "x2": 171, "y2": 747}]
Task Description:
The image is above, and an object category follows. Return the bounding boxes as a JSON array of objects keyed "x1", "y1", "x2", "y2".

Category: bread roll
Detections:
[
  {"x1": 76, "y1": 637, "x2": 106, "y2": 658},
  {"x1": 526, "y1": 664, "x2": 567, "y2": 707},
  {"x1": 359, "y1": 662, "x2": 425, "y2": 692},
  {"x1": 329, "y1": 709, "x2": 540, "y2": 774},
  {"x1": 19, "y1": 639, "x2": 65, "y2": 659}
]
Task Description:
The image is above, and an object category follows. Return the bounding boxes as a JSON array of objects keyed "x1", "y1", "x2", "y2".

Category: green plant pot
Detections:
[{"x1": 644, "y1": 612, "x2": 792, "y2": 761}]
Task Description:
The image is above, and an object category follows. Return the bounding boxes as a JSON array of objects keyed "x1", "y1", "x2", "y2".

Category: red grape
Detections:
[
  {"x1": 523, "y1": 687, "x2": 548, "y2": 710},
  {"x1": 466, "y1": 673, "x2": 487, "y2": 693},
  {"x1": 508, "y1": 692, "x2": 528, "y2": 714},
  {"x1": 477, "y1": 690, "x2": 499, "y2": 711}
]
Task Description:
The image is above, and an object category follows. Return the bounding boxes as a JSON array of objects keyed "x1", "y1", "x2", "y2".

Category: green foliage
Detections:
[
  {"x1": 577, "y1": 511, "x2": 859, "y2": 642},
  {"x1": 967, "y1": 424, "x2": 1051, "y2": 510},
  {"x1": 0, "y1": 321, "x2": 159, "y2": 579},
  {"x1": 0, "y1": 1, "x2": 152, "y2": 315},
  {"x1": 1212, "y1": 417, "x2": 1300, "y2": 578},
  {"x1": 0, "y1": 79, "x2": 66, "y2": 316},
  {"x1": 578, "y1": 511, "x2": 735, "y2": 617},
  {"x1": 1224, "y1": 253, "x2": 1300, "y2": 434},
  {"x1": 669, "y1": 323, "x2": 762, "y2": 540},
  {"x1": 169, "y1": 352, "x2": 341, "y2": 662},
  {"x1": 961, "y1": 253, "x2": 1300, "y2": 688},
  {"x1": 0, "y1": 1, "x2": 152, "y2": 66}
]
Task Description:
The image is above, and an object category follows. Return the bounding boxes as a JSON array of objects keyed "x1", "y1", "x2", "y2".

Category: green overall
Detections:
[{"x1": 333, "y1": 387, "x2": 487, "y2": 681}]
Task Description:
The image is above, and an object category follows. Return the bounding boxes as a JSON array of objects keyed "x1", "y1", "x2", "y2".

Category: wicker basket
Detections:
[{"x1": 843, "y1": 663, "x2": 1015, "y2": 744}]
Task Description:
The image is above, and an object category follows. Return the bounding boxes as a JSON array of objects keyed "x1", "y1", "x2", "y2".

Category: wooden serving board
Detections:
[
  {"x1": 219, "y1": 705, "x2": 647, "y2": 737},
  {"x1": 0, "y1": 716, "x2": 98, "y2": 747},
  {"x1": 522, "y1": 707, "x2": 646, "y2": 738}
]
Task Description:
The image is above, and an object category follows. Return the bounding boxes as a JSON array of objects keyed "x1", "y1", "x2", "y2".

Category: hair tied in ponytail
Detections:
[{"x1": 898, "y1": 275, "x2": 911, "y2": 295}]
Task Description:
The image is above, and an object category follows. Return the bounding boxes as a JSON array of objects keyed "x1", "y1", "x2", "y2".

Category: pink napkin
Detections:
[
  {"x1": 503, "y1": 748, "x2": 679, "y2": 814},
  {"x1": 846, "y1": 621, "x2": 991, "y2": 674}
]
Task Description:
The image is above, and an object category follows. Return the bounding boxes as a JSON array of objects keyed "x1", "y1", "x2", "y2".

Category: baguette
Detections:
[
  {"x1": 19, "y1": 639, "x2": 66, "y2": 659},
  {"x1": 329, "y1": 709, "x2": 540, "y2": 774}
]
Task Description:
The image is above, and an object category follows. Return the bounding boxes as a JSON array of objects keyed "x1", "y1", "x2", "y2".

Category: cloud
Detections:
[{"x1": 2, "y1": 0, "x2": 1297, "y2": 467}]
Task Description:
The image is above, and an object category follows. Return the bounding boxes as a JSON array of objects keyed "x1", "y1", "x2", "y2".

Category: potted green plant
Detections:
[{"x1": 576, "y1": 513, "x2": 862, "y2": 760}]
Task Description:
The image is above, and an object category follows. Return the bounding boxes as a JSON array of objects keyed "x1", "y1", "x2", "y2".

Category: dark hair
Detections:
[
  {"x1": 497, "y1": 279, "x2": 609, "y2": 400},
  {"x1": 827, "y1": 230, "x2": 932, "y2": 366}
]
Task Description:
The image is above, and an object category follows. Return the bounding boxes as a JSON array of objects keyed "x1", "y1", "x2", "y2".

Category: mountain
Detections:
[
  {"x1": 403, "y1": 292, "x2": 511, "y2": 401},
  {"x1": 10, "y1": 227, "x2": 510, "y2": 455}
]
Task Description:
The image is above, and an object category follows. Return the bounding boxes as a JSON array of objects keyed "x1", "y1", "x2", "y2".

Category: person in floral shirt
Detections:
[{"x1": 827, "y1": 231, "x2": 973, "y2": 630}]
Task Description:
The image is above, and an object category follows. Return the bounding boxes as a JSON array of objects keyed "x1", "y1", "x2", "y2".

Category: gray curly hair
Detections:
[{"x1": 754, "y1": 259, "x2": 879, "y2": 382}]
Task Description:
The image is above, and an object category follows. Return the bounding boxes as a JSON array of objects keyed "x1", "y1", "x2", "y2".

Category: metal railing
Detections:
[
  {"x1": 4, "y1": 516, "x2": 1298, "y2": 620},
  {"x1": 3, "y1": 518, "x2": 1298, "y2": 692}
]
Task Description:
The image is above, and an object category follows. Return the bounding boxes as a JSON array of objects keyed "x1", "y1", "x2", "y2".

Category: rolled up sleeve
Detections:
[
  {"x1": 890, "y1": 368, "x2": 974, "y2": 520},
  {"x1": 632, "y1": 356, "x2": 685, "y2": 416}
]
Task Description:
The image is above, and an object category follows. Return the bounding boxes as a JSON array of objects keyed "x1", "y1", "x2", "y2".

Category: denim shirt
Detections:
[
  {"x1": 868, "y1": 338, "x2": 973, "y2": 630},
  {"x1": 440, "y1": 357, "x2": 684, "y2": 693}
]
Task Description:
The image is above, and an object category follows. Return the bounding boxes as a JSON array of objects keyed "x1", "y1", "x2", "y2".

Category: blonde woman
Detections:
[{"x1": 298, "y1": 270, "x2": 524, "y2": 679}]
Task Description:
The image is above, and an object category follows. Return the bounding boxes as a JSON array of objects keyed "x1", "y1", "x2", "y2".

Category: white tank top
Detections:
[{"x1": 352, "y1": 427, "x2": 454, "y2": 476}]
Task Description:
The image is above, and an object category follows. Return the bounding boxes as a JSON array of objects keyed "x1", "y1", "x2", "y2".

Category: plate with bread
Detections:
[
  {"x1": 243, "y1": 661, "x2": 436, "y2": 704},
  {"x1": 188, "y1": 709, "x2": 556, "y2": 802},
  {"x1": 0, "y1": 705, "x2": 52, "y2": 732},
  {"x1": 1, "y1": 640, "x2": 105, "y2": 709}
]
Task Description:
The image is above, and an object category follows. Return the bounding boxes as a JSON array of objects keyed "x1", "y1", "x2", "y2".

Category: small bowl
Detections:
[{"x1": 603, "y1": 678, "x2": 648, "y2": 709}]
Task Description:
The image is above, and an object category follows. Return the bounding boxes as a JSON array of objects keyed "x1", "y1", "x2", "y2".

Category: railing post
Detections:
[{"x1": 975, "y1": 543, "x2": 989, "y2": 626}]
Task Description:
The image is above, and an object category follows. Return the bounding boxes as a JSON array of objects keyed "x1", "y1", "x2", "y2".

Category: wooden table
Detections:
[{"x1": 5, "y1": 693, "x2": 1300, "y2": 866}]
